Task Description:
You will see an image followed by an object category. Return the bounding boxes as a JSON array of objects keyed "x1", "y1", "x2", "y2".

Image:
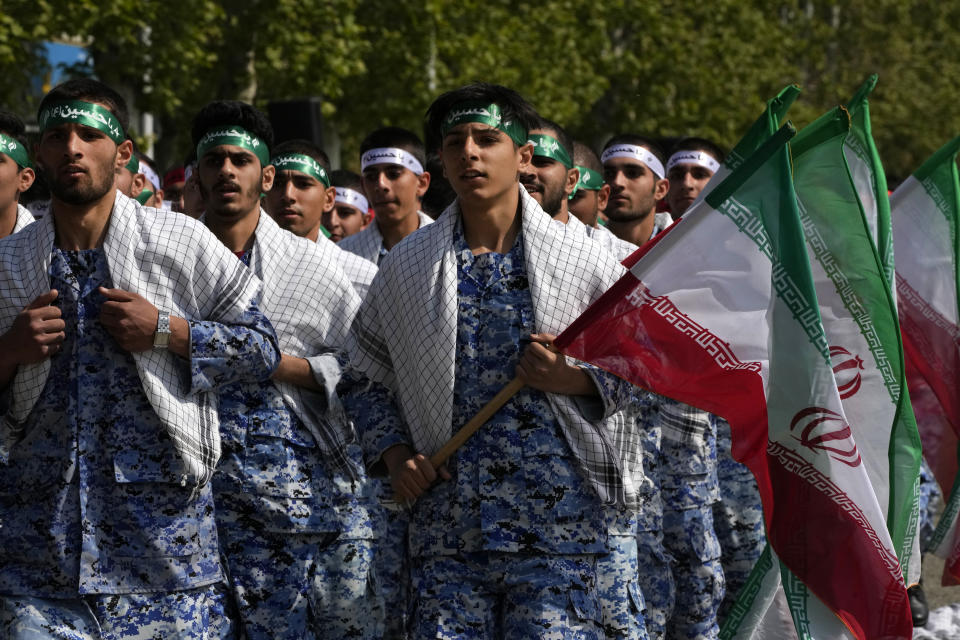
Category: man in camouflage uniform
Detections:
[
  {"x1": 344, "y1": 82, "x2": 641, "y2": 639},
  {"x1": 193, "y1": 101, "x2": 382, "y2": 640},
  {"x1": 0, "y1": 79, "x2": 280, "y2": 638}
]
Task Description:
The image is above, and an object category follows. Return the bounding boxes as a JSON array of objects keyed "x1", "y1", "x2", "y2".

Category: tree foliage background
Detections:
[{"x1": 1, "y1": 0, "x2": 957, "y2": 179}]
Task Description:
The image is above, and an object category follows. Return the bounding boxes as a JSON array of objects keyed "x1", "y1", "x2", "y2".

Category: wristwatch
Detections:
[{"x1": 154, "y1": 310, "x2": 171, "y2": 349}]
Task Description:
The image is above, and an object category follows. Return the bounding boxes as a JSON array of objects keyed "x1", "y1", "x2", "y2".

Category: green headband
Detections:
[
  {"x1": 124, "y1": 153, "x2": 139, "y2": 173},
  {"x1": 270, "y1": 153, "x2": 330, "y2": 188},
  {"x1": 0, "y1": 132, "x2": 31, "y2": 169},
  {"x1": 38, "y1": 100, "x2": 125, "y2": 144},
  {"x1": 136, "y1": 189, "x2": 154, "y2": 205},
  {"x1": 575, "y1": 165, "x2": 604, "y2": 191},
  {"x1": 197, "y1": 126, "x2": 270, "y2": 167},
  {"x1": 528, "y1": 133, "x2": 573, "y2": 169},
  {"x1": 440, "y1": 101, "x2": 527, "y2": 146}
]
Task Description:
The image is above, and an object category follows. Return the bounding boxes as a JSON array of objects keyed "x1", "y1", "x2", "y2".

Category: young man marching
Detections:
[
  {"x1": 193, "y1": 101, "x2": 382, "y2": 639},
  {"x1": 345, "y1": 83, "x2": 642, "y2": 639},
  {"x1": 0, "y1": 78, "x2": 279, "y2": 639}
]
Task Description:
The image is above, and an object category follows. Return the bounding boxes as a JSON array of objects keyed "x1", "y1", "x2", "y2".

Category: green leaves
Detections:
[{"x1": 1, "y1": 0, "x2": 957, "y2": 178}]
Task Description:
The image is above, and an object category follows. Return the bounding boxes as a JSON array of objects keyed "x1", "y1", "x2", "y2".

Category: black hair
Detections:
[
  {"x1": 668, "y1": 136, "x2": 726, "y2": 165},
  {"x1": 359, "y1": 126, "x2": 425, "y2": 168},
  {"x1": 534, "y1": 117, "x2": 574, "y2": 163},
  {"x1": 183, "y1": 146, "x2": 197, "y2": 168},
  {"x1": 330, "y1": 169, "x2": 363, "y2": 192},
  {"x1": 424, "y1": 82, "x2": 540, "y2": 153},
  {"x1": 0, "y1": 109, "x2": 30, "y2": 154},
  {"x1": 572, "y1": 141, "x2": 602, "y2": 173},
  {"x1": 421, "y1": 152, "x2": 456, "y2": 219},
  {"x1": 272, "y1": 138, "x2": 332, "y2": 175},
  {"x1": 190, "y1": 100, "x2": 274, "y2": 156},
  {"x1": 602, "y1": 133, "x2": 666, "y2": 165},
  {"x1": 38, "y1": 78, "x2": 130, "y2": 136}
]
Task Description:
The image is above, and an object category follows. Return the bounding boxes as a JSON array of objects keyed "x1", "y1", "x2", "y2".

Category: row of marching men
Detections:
[{"x1": 0, "y1": 77, "x2": 943, "y2": 639}]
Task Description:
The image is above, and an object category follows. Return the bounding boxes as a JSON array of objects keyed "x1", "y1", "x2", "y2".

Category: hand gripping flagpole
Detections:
[{"x1": 429, "y1": 377, "x2": 525, "y2": 468}]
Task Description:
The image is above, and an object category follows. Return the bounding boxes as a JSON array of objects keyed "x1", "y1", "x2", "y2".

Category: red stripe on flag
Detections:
[
  {"x1": 766, "y1": 443, "x2": 912, "y2": 637},
  {"x1": 897, "y1": 275, "x2": 960, "y2": 435},
  {"x1": 557, "y1": 274, "x2": 911, "y2": 638}
]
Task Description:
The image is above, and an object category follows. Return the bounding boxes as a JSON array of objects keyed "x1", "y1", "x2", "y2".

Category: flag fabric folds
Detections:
[
  {"x1": 554, "y1": 120, "x2": 912, "y2": 637},
  {"x1": 892, "y1": 135, "x2": 960, "y2": 584}
]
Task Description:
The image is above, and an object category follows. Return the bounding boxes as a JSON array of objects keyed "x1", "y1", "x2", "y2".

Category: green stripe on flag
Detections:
[{"x1": 793, "y1": 104, "x2": 924, "y2": 585}]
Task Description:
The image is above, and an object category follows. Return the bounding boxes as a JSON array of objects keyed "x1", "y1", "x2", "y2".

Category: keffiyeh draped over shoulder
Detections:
[
  {"x1": 0, "y1": 191, "x2": 270, "y2": 488},
  {"x1": 13, "y1": 204, "x2": 34, "y2": 235},
  {"x1": 338, "y1": 210, "x2": 434, "y2": 263},
  {"x1": 249, "y1": 211, "x2": 361, "y2": 471},
  {"x1": 349, "y1": 187, "x2": 643, "y2": 509}
]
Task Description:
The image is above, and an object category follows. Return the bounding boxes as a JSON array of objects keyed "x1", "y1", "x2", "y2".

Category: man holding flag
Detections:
[{"x1": 344, "y1": 82, "x2": 643, "y2": 638}]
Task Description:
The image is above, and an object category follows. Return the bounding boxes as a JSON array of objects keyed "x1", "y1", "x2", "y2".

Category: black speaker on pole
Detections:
[{"x1": 267, "y1": 97, "x2": 324, "y2": 147}]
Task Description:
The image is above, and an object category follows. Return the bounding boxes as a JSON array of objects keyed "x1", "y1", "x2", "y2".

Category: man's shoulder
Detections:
[{"x1": 337, "y1": 224, "x2": 375, "y2": 254}]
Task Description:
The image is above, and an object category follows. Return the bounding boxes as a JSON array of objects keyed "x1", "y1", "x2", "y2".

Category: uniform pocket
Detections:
[{"x1": 111, "y1": 451, "x2": 200, "y2": 558}]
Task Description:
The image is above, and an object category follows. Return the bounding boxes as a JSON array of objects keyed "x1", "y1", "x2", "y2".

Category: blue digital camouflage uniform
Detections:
[
  {"x1": 600, "y1": 509, "x2": 649, "y2": 640},
  {"x1": 632, "y1": 391, "x2": 675, "y2": 640},
  {"x1": 346, "y1": 228, "x2": 638, "y2": 639},
  {"x1": 711, "y1": 415, "x2": 764, "y2": 622},
  {"x1": 659, "y1": 398, "x2": 723, "y2": 640},
  {"x1": 918, "y1": 457, "x2": 943, "y2": 553},
  {"x1": 213, "y1": 248, "x2": 382, "y2": 640},
  {"x1": 0, "y1": 248, "x2": 277, "y2": 638},
  {"x1": 371, "y1": 238, "x2": 413, "y2": 640}
]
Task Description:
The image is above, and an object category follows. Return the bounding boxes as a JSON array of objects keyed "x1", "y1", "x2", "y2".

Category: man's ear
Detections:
[
  {"x1": 564, "y1": 167, "x2": 580, "y2": 197},
  {"x1": 116, "y1": 139, "x2": 134, "y2": 172},
  {"x1": 654, "y1": 177, "x2": 670, "y2": 201},
  {"x1": 416, "y1": 171, "x2": 432, "y2": 198},
  {"x1": 131, "y1": 173, "x2": 147, "y2": 198},
  {"x1": 518, "y1": 142, "x2": 534, "y2": 170},
  {"x1": 323, "y1": 186, "x2": 336, "y2": 213},
  {"x1": 261, "y1": 164, "x2": 276, "y2": 192},
  {"x1": 17, "y1": 167, "x2": 35, "y2": 194},
  {"x1": 597, "y1": 183, "x2": 611, "y2": 211}
]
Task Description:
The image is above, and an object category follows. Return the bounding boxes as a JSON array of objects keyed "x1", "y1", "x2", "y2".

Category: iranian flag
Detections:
[
  {"x1": 892, "y1": 135, "x2": 960, "y2": 584},
  {"x1": 554, "y1": 122, "x2": 912, "y2": 637},
  {"x1": 794, "y1": 105, "x2": 923, "y2": 592}
]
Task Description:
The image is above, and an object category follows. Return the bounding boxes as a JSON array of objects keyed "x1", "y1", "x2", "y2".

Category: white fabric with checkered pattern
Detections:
[
  {"x1": 349, "y1": 187, "x2": 642, "y2": 508},
  {"x1": 249, "y1": 210, "x2": 360, "y2": 470},
  {"x1": 0, "y1": 191, "x2": 266, "y2": 488},
  {"x1": 338, "y1": 210, "x2": 434, "y2": 263}
]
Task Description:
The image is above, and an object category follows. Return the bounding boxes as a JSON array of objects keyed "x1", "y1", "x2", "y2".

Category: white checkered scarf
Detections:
[
  {"x1": 338, "y1": 210, "x2": 434, "y2": 263},
  {"x1": 349, "y1": 187, "x2": 643, "y2": 509},
  {"x1": 316, "y1": 233, "x2": 378, "y2": 299},
  {"x1": 0, "y1": 191, "x2": 266, "y2": 488},
  {"x1": 582, "y1": 221, "x2": 639, "y2": 262},
  {"x1": 13, "y1": 204, "x2": 34, "y2": 234},
  {"x1": 249, "y1": 211, "x2": 361, "y2": 472}
]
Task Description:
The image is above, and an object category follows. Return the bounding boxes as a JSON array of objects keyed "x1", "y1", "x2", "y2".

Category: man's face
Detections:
[
  {"x1": 164, "y1": 180, "x2": 186, "y2": 212},
  {"x1": 36, "y1": 119, "x2": 128, "y2": 207},
  {"x1": 666, "y1": 162, "x2": 714, "y2": 217},
  {"x1": 568, "y1": 183, "x2": 610, "y2": 227},
  {"x1": 264, "y1": 169, "x2": 334, "y2": 239},
  {"x1": 115, "y1": 166, "x2": 135, "y2": 196},
  {"x1": 0, "y1": 153, "x2": 33, "y2": 216},
  {"x1": 441, "y1": 122, "x2": 532, "y2": 205},
  {"x1": 323, "y1": 202, "x2": 368, "y2": 242},
  {"x1": 603, "y1": 156, "x2": 668, "y2": 222},
  {"x1": 197, "y1": 144, "x2": 273, "y2": 220},
  {"x1": 519, "y1": 129, "x2": 576, "y2": 217},
  {"x1": 360, "y1": 161, "x2": 428, "y2": 225}
]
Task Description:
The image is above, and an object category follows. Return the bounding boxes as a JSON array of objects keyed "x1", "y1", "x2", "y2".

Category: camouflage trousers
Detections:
[
  {"x1": 919, "y1": 457, "x2": 943, "y2": 552},
  {"x1": 0, "y1": 583, "x2": 236, "y2": 639},
  {"x1": 662, "y1": 505, "x2": 724, "y2": 640},
  {"x1": 598, "y1": 534, "x2": 649, "y2": 639},
  {"x1": 220, "y1": 529, "x2": 383, "y2": 640},
  {"x1": 713, "y1": 419, "x2": 764, "y2": 623},
  {"x1": 635, "y1": 528, "x2": 675, "y2": 640},
  {"x1": 409, "y1": 552, "x2": 605, "y2": 639},
  {"x1": 374, "y1": 492, "x2": 411, "y2": 639}
]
